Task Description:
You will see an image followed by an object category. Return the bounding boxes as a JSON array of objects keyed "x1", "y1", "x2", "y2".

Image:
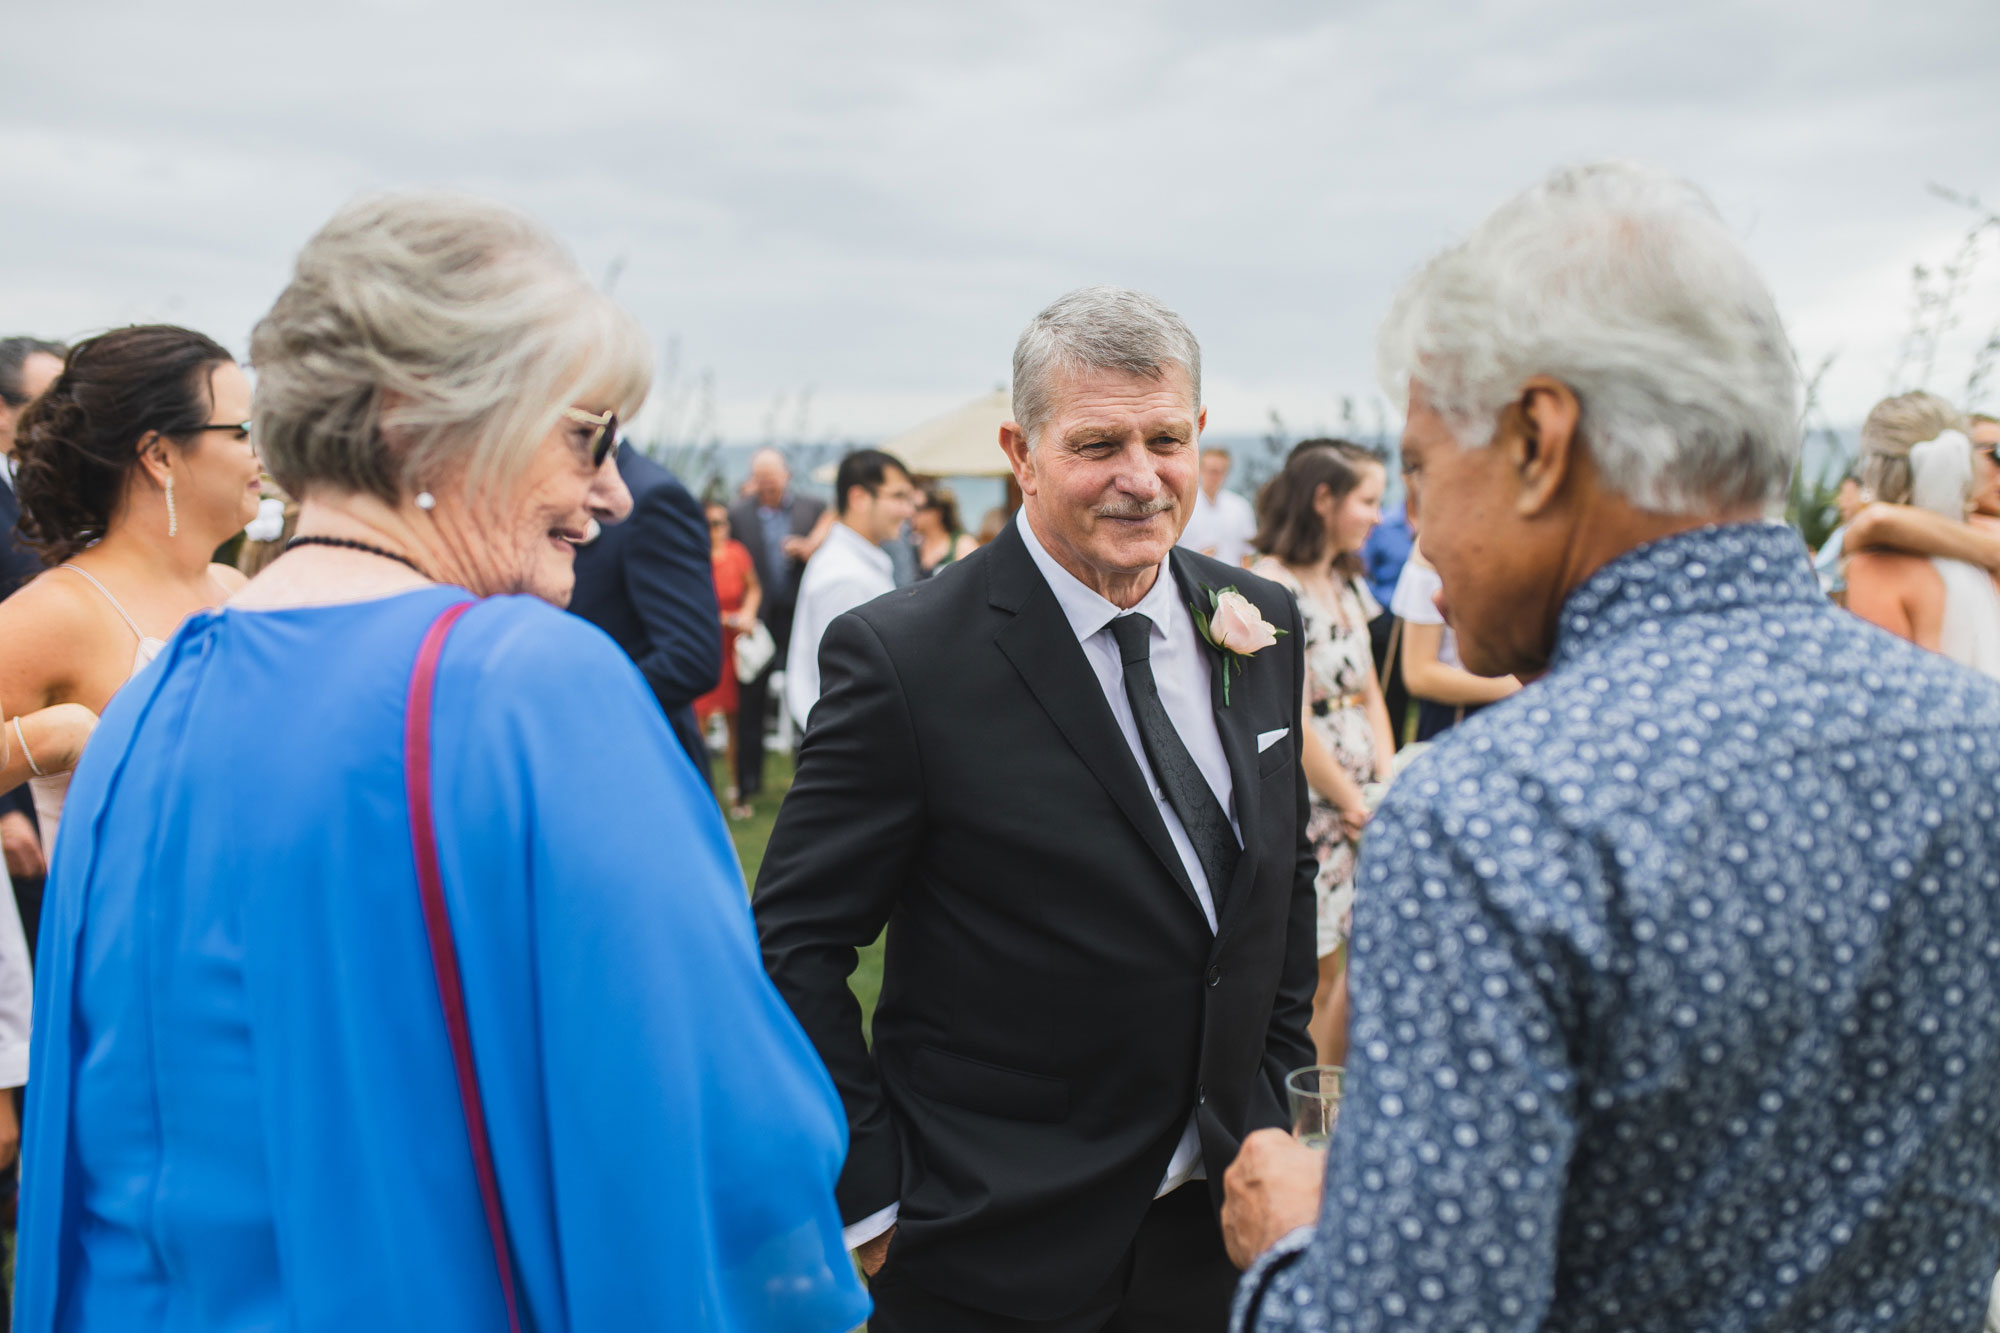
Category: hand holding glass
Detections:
[{"x1": 1286, "y1": 1065, "x2": 1344, "y2": 1150}]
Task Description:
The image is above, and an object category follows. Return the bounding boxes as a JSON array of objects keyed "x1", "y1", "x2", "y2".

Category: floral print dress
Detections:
[{"x1": 1252, "y1": 559, "x2": 1380, "y2": 958}]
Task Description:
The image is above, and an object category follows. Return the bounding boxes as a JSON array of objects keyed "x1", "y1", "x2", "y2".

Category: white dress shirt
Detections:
[
  {"x1": 1177, "y1": 487, "x2": 1256, "y2": 567},
  {"x1": 842, "y1": 510, "x2": 1238, "y2": 1252},
  {"x1": 785, "y1": 520, "x2": 897, "y2": 731},
  {"x1": 0, "y1": 859, "x2": 27, "y2": 1088}
]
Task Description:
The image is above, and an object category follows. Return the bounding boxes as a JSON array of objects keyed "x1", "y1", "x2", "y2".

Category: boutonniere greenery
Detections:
[{"x1": 1190, "y1": 585, "x2": 1285, "y2": 706}]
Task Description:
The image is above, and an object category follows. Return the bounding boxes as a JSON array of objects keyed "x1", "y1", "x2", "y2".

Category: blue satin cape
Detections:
[{"x1": 17, "y1": 588, "x2": 868, "y2": 1332}]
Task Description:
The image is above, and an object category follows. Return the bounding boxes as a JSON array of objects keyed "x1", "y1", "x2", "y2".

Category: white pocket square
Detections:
[{"x1": 1256, "y1": 727, "x2": 1290, "y2": 753}]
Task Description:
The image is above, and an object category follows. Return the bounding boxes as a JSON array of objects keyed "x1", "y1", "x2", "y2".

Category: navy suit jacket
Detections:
[
  {"x1": 568, "y1": 451, "x2": 722, "y2": 777},
  {"x1": 0, "y1": 473, "x2": 42, "y2": 598}
]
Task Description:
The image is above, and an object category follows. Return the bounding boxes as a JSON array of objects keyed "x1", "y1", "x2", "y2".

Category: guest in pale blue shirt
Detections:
[
  {"x1": 1223, "y1": 162, "x2": 2000, "y2": 1332},
  {"x1": 1358, "y1": 499, "x2": 1411, "y2": 608},
  {"x1": 1812, "y1": 474, "x2": 1864, "y2": 596}
]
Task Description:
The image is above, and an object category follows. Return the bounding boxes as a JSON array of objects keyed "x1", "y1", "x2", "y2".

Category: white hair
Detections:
[
  {"x1": 1011, "y1": 286, "x2": 1201, "y2": 446},
  {"x1": 1376, "y1": 161, "x2": 1800, "y2": 514},
  {"x1": 250, "y1": 191, "x2": 651, "y2": 505}
]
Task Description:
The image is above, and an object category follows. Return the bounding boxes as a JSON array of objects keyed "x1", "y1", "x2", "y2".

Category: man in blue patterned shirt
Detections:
[{"x1": 1222, "y1": 162, "x2": 2000, "y2": 1331}]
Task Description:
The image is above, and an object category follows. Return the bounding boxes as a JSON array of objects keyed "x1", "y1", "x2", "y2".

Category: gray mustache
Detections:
[{"x1": 1094, "y1": 498, "x2": 1174, "y2": 519}]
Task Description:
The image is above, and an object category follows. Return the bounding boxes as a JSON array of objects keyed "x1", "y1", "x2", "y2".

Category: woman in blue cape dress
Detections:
[{"x1": 16, "y1": 192, "x2": 870, "y2": 1333}]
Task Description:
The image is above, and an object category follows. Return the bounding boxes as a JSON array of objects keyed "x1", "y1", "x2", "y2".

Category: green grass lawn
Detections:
[{"x1": 715, "y1": 752, "x2": 886, "y2": 1037}]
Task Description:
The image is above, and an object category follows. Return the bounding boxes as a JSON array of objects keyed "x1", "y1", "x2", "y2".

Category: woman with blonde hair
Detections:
[
  {"x1": 1844, "y1": 391, "x2": 2000, "y2": 674},
  {"x1": 18, "y1": 194, "x2": 869, "y2": 1332}
]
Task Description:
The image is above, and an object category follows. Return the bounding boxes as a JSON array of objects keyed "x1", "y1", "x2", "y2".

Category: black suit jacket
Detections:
[
  {"x1": 567, "y1": 451, "x2": 721, "y2": 772},
  {"x1": 754, "y1": 521, "x2": 1317, "y2": 1320},
  {"x1": 726, "y1": 491, "x2": 825, "y2": 656}
]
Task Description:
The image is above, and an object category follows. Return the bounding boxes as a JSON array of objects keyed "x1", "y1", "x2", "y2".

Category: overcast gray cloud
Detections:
[{"x1": 4, "y1": 0, "x2": 1996, "y2": 443}]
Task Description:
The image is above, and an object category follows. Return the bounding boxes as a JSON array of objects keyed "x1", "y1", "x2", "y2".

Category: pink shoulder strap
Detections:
[{"x1": 404, "y1": 600, "x2": 524, "y2": 1333}]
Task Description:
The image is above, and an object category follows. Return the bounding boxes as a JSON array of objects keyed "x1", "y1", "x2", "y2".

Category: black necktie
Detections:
[{"x1": 1110, "y1": 613, "x2": 1238, "y2": 912}]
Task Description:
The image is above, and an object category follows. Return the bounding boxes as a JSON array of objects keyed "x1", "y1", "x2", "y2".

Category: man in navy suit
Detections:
[
  {"x1": 0, "y1": 337, "x2": 65, "y2": 917},
  {"x1": 568, "y1": 443, "x2": 723, "y2": 781}
]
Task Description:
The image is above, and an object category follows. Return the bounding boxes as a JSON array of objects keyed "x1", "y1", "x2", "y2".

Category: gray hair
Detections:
[
  {"x1": 1377, "y1": 161, "x2": 1801, "y2": 514},
  {"x1": 250, "y1": 192, "x2": 651, "y2": 505},
  {"x1": 1011, "y1": 286, "x2": 1201, "y2": 446}
]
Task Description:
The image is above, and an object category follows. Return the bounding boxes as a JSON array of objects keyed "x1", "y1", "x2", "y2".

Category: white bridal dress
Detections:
[{"x1": 1906, "y1": 430, "x2": 2000, "y2": 679}]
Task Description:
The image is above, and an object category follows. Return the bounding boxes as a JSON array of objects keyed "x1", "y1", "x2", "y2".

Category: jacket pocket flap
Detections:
[
  {"x1": 1257, "y1": 735, "x2": 1296, "y2": 777},
  {"x1": 912, "y1": 1044, "x2": 1069, "y2": 1123}
]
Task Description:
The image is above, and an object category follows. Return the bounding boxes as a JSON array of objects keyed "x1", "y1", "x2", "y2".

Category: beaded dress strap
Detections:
[{"x1": 55, "y1": 564, "x2": 149, "y2": 645}]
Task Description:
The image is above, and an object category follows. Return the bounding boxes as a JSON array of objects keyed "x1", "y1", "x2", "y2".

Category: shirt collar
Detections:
[
  {"x1": 1552, "y1": 521, "x2": 1821, "y2": 666},
  {"x1": 1015, "y1": 508, "x2": 1180, "y2": 646},
  {"x1": 824, "y1": 518, "x2": 895, "y2": 578}
]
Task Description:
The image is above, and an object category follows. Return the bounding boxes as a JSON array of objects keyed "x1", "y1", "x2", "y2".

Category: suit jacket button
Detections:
[
  {"x1": 1197, "y1": 1084, "x2": 1207, "y2": 1104},
  {"x1": 1206, "y1": 964, "x2": 1221, "y2": 987}
]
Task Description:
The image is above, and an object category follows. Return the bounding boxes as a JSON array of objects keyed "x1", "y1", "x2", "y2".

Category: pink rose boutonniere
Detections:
[{"x1": 1190, "y1": 585, "x2": 1285, "y2": 705}]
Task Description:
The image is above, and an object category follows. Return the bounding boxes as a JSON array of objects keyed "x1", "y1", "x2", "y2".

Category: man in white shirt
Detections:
[
  {"x1": 783, "y1": 448, "x2": 916, "y2": 730},
  {"x1": 1176, "y1": 447, "x2": 1256, "y2": 567}
]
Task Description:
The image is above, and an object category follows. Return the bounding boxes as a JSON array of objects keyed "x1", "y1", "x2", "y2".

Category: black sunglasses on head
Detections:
[{"x1": 562, "y1": 407, "x2": 620, "y2": 467}]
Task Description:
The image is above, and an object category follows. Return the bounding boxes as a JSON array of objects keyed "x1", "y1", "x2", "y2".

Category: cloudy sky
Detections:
[{"x1": 4, "y1": 0, "x2": 1996, "y2": 445}]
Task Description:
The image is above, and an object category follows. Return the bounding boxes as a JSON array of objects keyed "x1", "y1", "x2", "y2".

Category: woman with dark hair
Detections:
[
  {"x1": 1250, "y1": 441, "x2": 1392, "y2": 1066},
  {"x1": 0, "y1": 324, "x2": 261, "y2": 855},
  {"x1": 910, "y1": 481, "x2": 976, "y2": 578}
]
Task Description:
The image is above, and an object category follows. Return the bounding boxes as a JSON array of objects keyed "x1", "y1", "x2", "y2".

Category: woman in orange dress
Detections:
[{"x1": 696, "y1": 499, "x2": 761, "y2": 819}]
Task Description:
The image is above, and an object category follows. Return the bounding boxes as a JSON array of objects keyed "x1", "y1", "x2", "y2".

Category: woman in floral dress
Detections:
[{"x1": 1251, "y1": 441, "x2": 1394, "y2": 1065}]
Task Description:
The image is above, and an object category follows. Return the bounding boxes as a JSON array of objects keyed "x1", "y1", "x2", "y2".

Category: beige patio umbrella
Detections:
[{"x1": 882, "y1": 389, "x2": 1016, "y2": 478}]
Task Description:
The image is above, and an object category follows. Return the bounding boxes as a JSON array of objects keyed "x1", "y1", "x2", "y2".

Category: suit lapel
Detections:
[
  {"x1": 987, "y1": 527, "x2": 1204, "y2": 916},
  {"x1": 1171, "y1": 553, "x2": 1264, "y2": 925}
]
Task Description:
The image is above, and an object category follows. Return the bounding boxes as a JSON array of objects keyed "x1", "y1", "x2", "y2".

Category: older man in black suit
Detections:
[
  {"x1": 755, "y1": 287, "x2": 1316, "y2": 1332},
  {"x1": 727, "y1": 448, "x2": 827, "y2": 797},
  {"x1": 568, "y1": 444, "x2": 722, "y2": 777}
]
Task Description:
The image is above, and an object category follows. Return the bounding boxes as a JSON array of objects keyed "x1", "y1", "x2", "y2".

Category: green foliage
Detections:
[
  {"x1": 714, "y1": 751, "x2": 885, "y2": 1039},
  {"x1": 1786, "y1": 453, "x2": 1849, "y2": 555},
  {"x1": 1786, "y1": 352, "x2": 1855, "y2": 554}
]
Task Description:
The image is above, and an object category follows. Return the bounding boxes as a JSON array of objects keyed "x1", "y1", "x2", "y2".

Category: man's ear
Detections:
[
  {"x1": 999, "y1": 420, "x2": 1039, "y2": 498},
  {"x1": 1499, "y1": 376, "x2": 1581, "y2": 517}
]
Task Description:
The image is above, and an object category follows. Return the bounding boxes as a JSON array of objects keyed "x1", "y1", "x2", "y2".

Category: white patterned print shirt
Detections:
[{"x1": 1235, "y1": 522, "x2": 2000, "y2": 1332}]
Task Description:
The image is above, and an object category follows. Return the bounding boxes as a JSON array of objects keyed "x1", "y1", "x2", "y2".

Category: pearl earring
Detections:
[
  {"x1": 415, "y1": 491, "x2": 436, "y2": 511},
  {"x1": 165, "y1": 475, "x2": 178, "y2": 538}
]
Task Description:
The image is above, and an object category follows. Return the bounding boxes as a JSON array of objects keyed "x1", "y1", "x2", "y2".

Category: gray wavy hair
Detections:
[
  {"x1": 1377, "y1": 161, "x2": 1801, "y2": 514},
  {"x1": 1011, "y1": 286, "x2": 1201, "y2": 447},
  {"x1": 250, "y1": 192, "x2": 651, "y2": 505}
]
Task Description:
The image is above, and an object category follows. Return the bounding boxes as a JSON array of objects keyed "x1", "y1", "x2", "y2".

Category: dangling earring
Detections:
[
  {"x1": 415, "y1": 491, "x2": 436, "y2": 511},
  {"x1": 165, "y1": 474, "x2": 178, "y2": 539}
]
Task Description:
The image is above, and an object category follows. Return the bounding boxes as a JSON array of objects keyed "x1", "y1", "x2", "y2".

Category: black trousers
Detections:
[
  {"x1": 734, "y1": 660, "x2": 777, "y2": 797},
  {"x1": 866, "y1": 1186, "x2": 1239, "y2": 1333},
  {"x1": 1366, "y1": 609, "x2": 1410, "y2": 750}
]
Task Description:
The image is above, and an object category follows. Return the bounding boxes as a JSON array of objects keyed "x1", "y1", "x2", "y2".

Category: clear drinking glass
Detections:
[{"x1": 1286, "y1": 1064, "x2": 1344, "y2": 1149}]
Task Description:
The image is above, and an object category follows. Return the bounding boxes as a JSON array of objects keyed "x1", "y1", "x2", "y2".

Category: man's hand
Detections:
[
  {"x1": 855, "y1": 1224, "x2": 896, "y2": 1278},
  {"x1": 1222, "y1": 1128, "x2": 1325, "y2": 1269},
  {"x1": 0, "y1": 811, "x2": 42, "y2": 880},
  {"x1": 0, "y1": 1091, "x2": 19, "y2": 1171}
]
